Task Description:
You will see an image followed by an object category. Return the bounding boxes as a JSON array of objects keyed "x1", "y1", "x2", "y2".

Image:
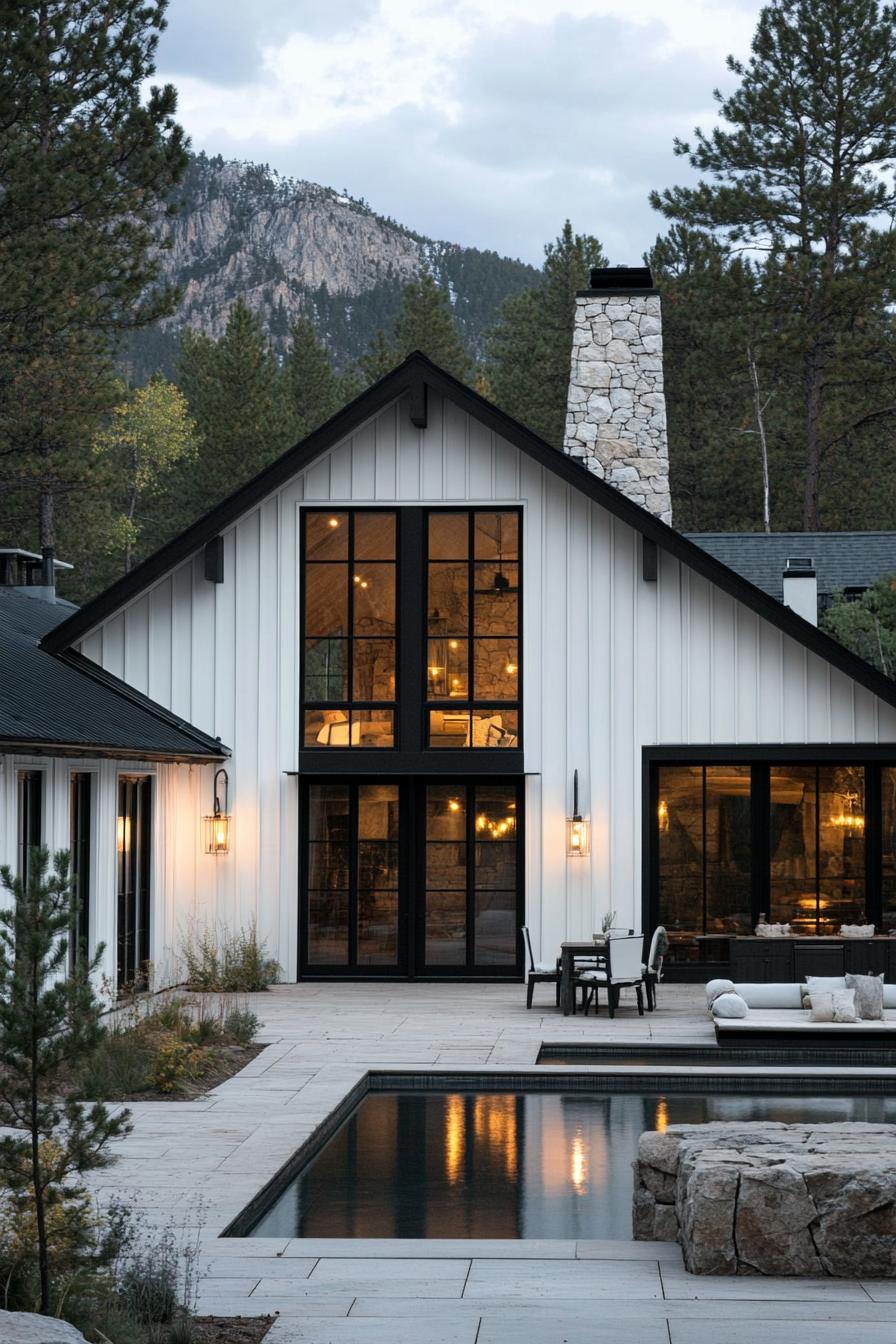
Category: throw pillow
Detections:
[
  {"x1": 845, "y1": 971, "x2": 885, "y2": 1021},
  {"x1": 806, "y1": 975, "x2": 847, "y2": 994},
  {"x1": 831, "y1": 988, "x2": 859, "y2": 1023},
  {"x1": 705, "y1": 978, "x2": 735, "y2": 1009},
  {"x1": 711, "y1": 992, "x2": 748, "y2": 1019},
  {"x1": 809, "y1": 992, "x2": 835, "y2": 1023}
]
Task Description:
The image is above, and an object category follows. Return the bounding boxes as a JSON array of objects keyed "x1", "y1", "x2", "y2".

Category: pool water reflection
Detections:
[{"x1": 246, "y1": 1089, "x2": 896, "y2": 1239}]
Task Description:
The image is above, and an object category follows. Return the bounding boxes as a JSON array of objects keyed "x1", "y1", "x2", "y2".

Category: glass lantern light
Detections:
[
  {"x1": 566, "y1": 769, "x2": 590, "y2": 857},
  {"x1": 204, "y1": 767, "x2": 231, "y2": 855}
]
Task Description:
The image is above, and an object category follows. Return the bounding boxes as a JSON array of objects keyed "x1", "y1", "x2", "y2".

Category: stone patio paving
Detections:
[{"x1": 88, "y1": 982, "x2": 896, "y2": 1344}]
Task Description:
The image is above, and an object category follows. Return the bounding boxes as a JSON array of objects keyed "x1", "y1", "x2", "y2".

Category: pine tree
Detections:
[
  {"x1": 822, "y1": 576, "x2": 896, "y2": 676},
  {"x1": 0, "y1": 1, "x2": 187, "y2": 563},
  {"x1": 486, "y1": 222, "x2": 607, "y2": 446},
  {"x1": 0, "y1": 849, "x2": 132, "y2": 1315},
  {"x1": 359, "y1": 270, "x2": 472, "y2": 384},
  {"x1": 283, "y1": 317, "x2": 344, "y2": 441},
  {"x1": 176, "y1": 300, "x2": 291, "y2": 520},
  {"x1": 650, "y1": 0, "x2": 896, "y2": 529}
]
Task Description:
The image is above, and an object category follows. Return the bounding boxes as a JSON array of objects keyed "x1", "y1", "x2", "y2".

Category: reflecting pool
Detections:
[{"x1": 245, "y1": 1088, "x2": 896, "y2": 1239}]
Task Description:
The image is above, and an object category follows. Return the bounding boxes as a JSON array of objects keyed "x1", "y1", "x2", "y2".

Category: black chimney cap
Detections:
[{"x1": 587, "y1": 265, "x2": 654, "y2": 292}]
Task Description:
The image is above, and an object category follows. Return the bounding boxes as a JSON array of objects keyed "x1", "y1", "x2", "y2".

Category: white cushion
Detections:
[
  {"x1": 805, "y1": 976, "x2": 847, "y2": 994},
  {"x1": 884, "y1": 985, "x2": 896, "y2": 1009},
  {"x1": 712, "y1": 992, "x2": 749, "y2": 1019},
  {"x1": 705, "y1": 978, "x2": 735, "y2": 1008},
  {"x1": 578, "y1": 969, "x2": 608, "y2": 982},
  {"x1": 533, "y1": 961, "x2": 557, "y2": 973},
  {"x1": 734, "y1": 982, "x2": 804, "y2": 1009}
]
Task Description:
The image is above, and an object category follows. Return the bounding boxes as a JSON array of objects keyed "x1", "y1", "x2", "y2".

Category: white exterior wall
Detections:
[{"x1": 65, "y1": 390, "x2": 896, "y2": 976}]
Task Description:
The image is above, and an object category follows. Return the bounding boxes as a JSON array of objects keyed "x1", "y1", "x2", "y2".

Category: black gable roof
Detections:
[
  {"x1": 0, "y1": 588, "x2": 227, "y2": 760},
  {"x1": 40, "y1": 351, "x2": 896, "y2": 714}
]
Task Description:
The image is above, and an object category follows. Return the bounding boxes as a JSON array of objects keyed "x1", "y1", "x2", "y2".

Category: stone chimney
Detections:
[{"x1": 563, "y1": 265, "x2": 672, "y2": 524}]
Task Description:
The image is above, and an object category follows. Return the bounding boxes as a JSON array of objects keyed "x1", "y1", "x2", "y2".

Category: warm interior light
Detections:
[
  {"x1": 566, "y1": 816, "x2": 590, "y2": 857},
  {"x1": 658, "y1": 799, "x2": 669, "y2": 833},
  {"x1": 505, "y1": 662, "x2": 517, "y2": 675},
  {"x1": 328, "y1": 517, "x2": 339, "y2": 528},
  {"x1": 116, "y1": 815, "x2": 131, "y2": 853},
  {"x1": 448, "y1": 798, "x2": 461, "y2": 813},
  {"x1": 449, "y1": 639, "x2": 458, "y2": 650}
]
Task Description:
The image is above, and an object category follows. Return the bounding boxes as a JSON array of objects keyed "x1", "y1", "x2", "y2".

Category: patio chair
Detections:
[
  {"x1": 522, "y1": 925, "x2": 561, "y2": 1009},
  {"x1": 642, "y1": 925, "x2": 666, "y2": 1011},
  {"x1": 577, "y1": 933, "x2": 645, "y2": 1018}
]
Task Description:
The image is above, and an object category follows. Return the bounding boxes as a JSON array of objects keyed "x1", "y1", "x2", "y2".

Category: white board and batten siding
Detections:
[{"x1": 73, "y1": 390, "x2": 896, "y2": 976}]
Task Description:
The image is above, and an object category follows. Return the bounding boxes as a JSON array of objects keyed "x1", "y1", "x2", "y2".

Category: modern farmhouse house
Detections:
[{"x1": 4, "y1": 267, "x2": 896, "y2": 989}]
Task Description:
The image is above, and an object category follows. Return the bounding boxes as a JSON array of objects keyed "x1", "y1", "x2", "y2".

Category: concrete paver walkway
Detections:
[{"x1": 89, "y1": 982, "x2": 896, "y2": 1344}]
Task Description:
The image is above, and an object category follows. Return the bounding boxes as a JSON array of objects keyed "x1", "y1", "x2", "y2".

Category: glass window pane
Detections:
[
  {"x1": 704, "y1": 766, "x2": 752, "y2": 937},
  {"x1": 358, "y1": 890, "x2": 399, "y2": 965},
  {"x1": 306, "y1": 563, "x2": 348, "y2": 635},
  {"x1": 429, "y1": 710, "x2": 471, "y2": 747},
  {"x1": 657, "y1": 766, "x2": 704, "y2": 964},
  {"x1": 304, "y1": 638, "x2": 347, "y2": 702},
  {"x1": 474, "y1": 639, "x2": 518, "y2": 701},
  {"x1": 474, "y1": 564, "x2": 518, "y2": 636},
  {"x1": 353, "y1": 564, "x2": 395, "y2": 635},
  {"x1": 308, "y1": 785, "x2": 350, "y2": 835},
  {"x1": 305, "y1": 710, "x2": 353, "y2": 747},
  {"x1": 474, "y1": 511, "x2": 518, "y2": 561},
  {"x1": 427, "y1": 638, "x2": 468, "y2": 700},
  {"x1": 425, "y1": 892, "x2": 467, "y2": 964},
  {"x1": 307, "y1": 891, "x2": 349, "y2": 964},
  {"x1": 359, "y1": 783, "x2": 400, "y2": 841},
  {"x1": 306, "y1": 512, "x2": 348, "y2": 560},
  {"x1": 429, "y1": 512, "x2": 468, "y2": 560},
  {"x1": 353, "y1": 639, "x2": 395, "y2": 702},
  {"x1": 770, "y1": 766, "x2": 816, "y2": 932},
  {"x1": 428, "y1": 562, "x2": 468, "y2": 634},
  {"x1": 818, "y1": 766, "x2": 865, "y2": 932},
  {"x1": 308, "y1": 843, "x2": 350, "y2": 891},
  {"x1": 474, "y1": 890, "x2": 516, "y2": 965},
  {"x1": 427, "y1": 786, "x2": 467, "y2": 840},
  {"x1": 470, "y1": 709, "x2": 518, "y2": 747},
  {"x1": 882, "y1": 768, "x2": 896, "y2": 932},
  {"x1": 355, "y1": 512, "x2": 396, "y2": 560},
  {"x1": 350, "y1": 710, "x2": 394, "y2": 747}
]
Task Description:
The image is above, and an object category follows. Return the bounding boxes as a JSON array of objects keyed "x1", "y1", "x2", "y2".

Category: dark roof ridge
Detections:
[{"x1": 40, "y1": 351, "x2": 896, "y2": 713}]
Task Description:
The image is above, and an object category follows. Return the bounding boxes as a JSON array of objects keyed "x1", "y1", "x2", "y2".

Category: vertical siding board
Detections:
[
  {"x1": 566, "y1": 489, "x2": 592, "y2": 939},
  {"x1": 397, "y1": 414, "x2": 422, "y2": 501},
  {"x1": 79, "y1": 631, "x2": 103, "y2": 665},
  {"x1": 170, "y1": 563, "x2": 193, "y2": 721},
  {"x1": 539, "y1": 473, "x2": 568, "y2": 943},
  {"x1": 256, "y1": 498, "x2": 280, "y2": 942},
  {"x1": 520, "y1": 458, "x2": 543, "y2": 769},
  {"x1": 214, "y1": 529, "x2": 238, "y2": 928},
  {"x1": 876, "y1": 701, "x2": 896, "y2": 740},
  {"x1": 757, "y1": 622, "x2": 784, "y2": 740},
  {"x1": 781, "y1": 638, "x2": 809, "y2": 742},
  {"x1": 374, "y1": 401, "x2": 398, "y2": 500},
  {"x1": 493, "y1": 435, "x2": 519, "y2": 500},
  {"x1": 328, "y1": 439, "x2": 352, "y2": 499},
  {"x1": 123, "y1": 597, "x2": 150, "y2": 694},
  {"x1": 190, "y1": 554, "x2": 216, "y2": 737},
  {"x1": 829, "y1": 668, "x2": 857, "y2": 741},
  {"x1": 467, "y1": 419, "x2": 493, "y2": 499},
  {"x1": 350, "y1": 422, "x2": 376, "y2": 498},
  {"x1": 686, "y1": 574, "x2": 712, "y2": 743},
  {"x1": 709, "y1": 591, "x2": 737, "y2": 743},
  {"x1": 806, "y1": 656, "x2": 832, "y2": 742},
  {"x1": 233, "y1": 512, "x2": 261, "y2": 930},
  {"x1": 442, "y1": 400, "x2": 467, "y2": 498},
  {"x1": 854, "y1": 685, "x2": 878, "y2": 741},
  {"x1": 303, "y1": 455, "x2": 330, "y2": 500},
  {"x1": 734, "y1": 608, "x2": 761, "y2": 743},
  {"x1": 656, "y1": 551, "x2": 684, "y2": 741},
  {"x1": 148, "y1": 579, "x2": 173, "y2": 707},
  {"x1": 420, "y1": 394, "x2": 444, "y2": 500},
  {"x1": 610, "y1": 519, "x2": 638, "y2": 931},
  {"x1": 588, "y1": 502, "x2": 613, "y2": 933}
]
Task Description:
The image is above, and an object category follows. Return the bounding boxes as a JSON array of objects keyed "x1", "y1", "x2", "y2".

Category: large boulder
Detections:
[
  {"x1": 633, "y1": 1121, "x2": 896, "y2": 1277},
  {"x1": 0, "y1": 1313, "x2": 88, "y2": 1344}
]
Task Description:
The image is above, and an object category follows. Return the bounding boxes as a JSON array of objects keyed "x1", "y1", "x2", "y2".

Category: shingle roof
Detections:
[
  {"x1": 0, "y1": 588, "x2": 228, "y2": 760},
  {"x1": 685, "y1": 532, "x2": 896, "y2": 603}
]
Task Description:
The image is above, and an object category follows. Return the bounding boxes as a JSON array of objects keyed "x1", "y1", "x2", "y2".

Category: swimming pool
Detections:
[{"x1": 233, "y1": 1080, "x2": 896, "y2": 1240}]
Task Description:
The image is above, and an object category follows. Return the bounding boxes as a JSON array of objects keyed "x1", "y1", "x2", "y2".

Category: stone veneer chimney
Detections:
[{"x1": 563, "y1": 265, "x2": 672, "y2": 524}]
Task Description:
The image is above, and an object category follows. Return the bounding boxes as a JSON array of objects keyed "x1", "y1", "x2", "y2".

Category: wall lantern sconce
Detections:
[
  {"x1": 566, "y1": 769, "x2": 590, "y2": 857},
  {"x1": 204, "y1": 768, "x2": 231, "y2": 855}
]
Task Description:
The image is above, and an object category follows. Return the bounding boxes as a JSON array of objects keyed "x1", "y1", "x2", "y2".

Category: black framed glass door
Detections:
[
  {"x1": 117, "y1": 775, "x2": 152, "y2": 990},
  {"x1": 300, "y1": 778, "x2": 523, "y2": 977}
]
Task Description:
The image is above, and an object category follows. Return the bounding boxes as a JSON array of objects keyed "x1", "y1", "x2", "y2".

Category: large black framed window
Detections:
[
  {"x1": 17, "y1": 769, "x2": 42, "y2": 884},
  {"x1": 117, "y1": 775, "x2": 152, "y2": 990},
  {"x1": 299, "y1": 507, "x2": 523, "y2": 765},
  {"x1": 302, "y1": 510, "x2": 397, "y2": 748},
  {"x1": 70, "y1": 773, "x2": 92, "y2": 965},
  {"x1": 649, "y1": 755, "x2": 896, "y2": 966}
]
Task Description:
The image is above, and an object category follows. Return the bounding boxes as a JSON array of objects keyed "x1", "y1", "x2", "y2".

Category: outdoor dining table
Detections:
[{"x1": 559, "y1": 938, "x2": 607, "y2": 1016}]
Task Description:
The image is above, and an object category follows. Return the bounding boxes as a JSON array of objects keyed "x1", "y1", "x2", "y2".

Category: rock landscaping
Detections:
[{"x1": 633, "y1": 1121, "x2": 896, "y2": 1276}]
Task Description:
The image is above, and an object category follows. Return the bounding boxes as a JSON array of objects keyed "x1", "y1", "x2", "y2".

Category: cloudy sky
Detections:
[{"x1": 155, "y1": 0, "x2": 765, "y2": 267}]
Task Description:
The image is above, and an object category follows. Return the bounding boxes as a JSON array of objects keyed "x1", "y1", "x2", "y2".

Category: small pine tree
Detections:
[
  {"x1": 358, "y1": 270, "x2": 473, "y2": 384},
  {"x1": 486, "y1": 222, "x2": 607, "y2": 446},
  {"x1": 283, "y1": 316, "x2": 345, "y2": 441},
  {"x1": 0, "y1": 848, "x2": 132, "y2": 1315},
  {"x1": 822, "y1": 577, "x2": 896, "y2": 678}
]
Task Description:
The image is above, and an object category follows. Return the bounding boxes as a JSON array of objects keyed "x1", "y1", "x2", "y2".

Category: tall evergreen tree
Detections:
[
  {"x1": 282, "y1": 316, "x2": 345, "y2": 441},
  {"x1": 175, "y1": 300, "x2": 291, "y2": 521},
  {"x1": 650, "y1": 0, "x2": 896, "y2": 529},
  {"x1": 0, "y1": 0, "x2": 187, "y2": 563},
  {"x1": 359, "y1": 270, "x2": 472, "y2": 384},
  {"x1": 486, "y1": 222, "x2": 607, "y2": 447}
]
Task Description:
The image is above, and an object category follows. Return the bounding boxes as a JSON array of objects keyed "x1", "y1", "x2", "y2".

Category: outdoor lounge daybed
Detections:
[{"x1": 710, "y1": 979, "x2": 896, "y2": 1045}]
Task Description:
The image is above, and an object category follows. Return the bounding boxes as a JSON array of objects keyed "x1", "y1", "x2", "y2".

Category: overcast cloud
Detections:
[{"x1": 155, "y1": 0, "x2": 764, "y2": 266}]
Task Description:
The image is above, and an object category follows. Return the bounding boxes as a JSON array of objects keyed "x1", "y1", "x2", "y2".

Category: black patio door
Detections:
[
  {"x1": 117, "y1": 775, "x2": 152, "y2": 990},
  {"x1": 300, "y1": 779, "x2": 523, "y2": 978}
]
